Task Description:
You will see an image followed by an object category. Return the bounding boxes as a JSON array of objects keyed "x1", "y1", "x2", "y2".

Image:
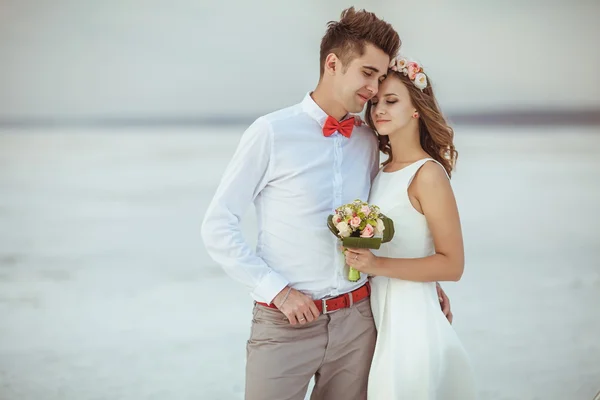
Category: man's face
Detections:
[{"x1": 333, "y1": 43, "x2": 390, "y2": 114}]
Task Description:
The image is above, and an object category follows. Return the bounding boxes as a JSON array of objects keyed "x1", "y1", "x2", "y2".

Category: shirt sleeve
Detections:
[{"x1": 201, "y1": 117, "x2": 288, "y2": 304}]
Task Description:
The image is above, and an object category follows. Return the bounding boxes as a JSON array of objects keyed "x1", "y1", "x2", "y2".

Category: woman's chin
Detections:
[{"x1": 375, "y1": 126, "x2": 391, "y2": 136}]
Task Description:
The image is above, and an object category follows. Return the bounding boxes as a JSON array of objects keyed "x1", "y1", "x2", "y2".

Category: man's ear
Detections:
[{"x1": 324, "y1": 53, "x2": 340, "y2": 76}]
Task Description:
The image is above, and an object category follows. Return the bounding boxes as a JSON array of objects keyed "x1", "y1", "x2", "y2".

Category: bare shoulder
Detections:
[
  {"x1": 414, "y1": 160, "x2": 450, "y2": 190},
  {"x1": 412, "y1": 160, "x2": 458, "y2": 215}
]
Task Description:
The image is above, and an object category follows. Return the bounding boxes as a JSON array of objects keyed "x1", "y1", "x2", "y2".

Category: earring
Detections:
[{"x1": 412, "y1": 111, "x2": 419, "y2": 119}]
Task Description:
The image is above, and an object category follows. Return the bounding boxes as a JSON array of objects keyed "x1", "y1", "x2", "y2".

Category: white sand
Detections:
[{"x1": 0, "y1": 126, "x2": 599, "y2": 399}]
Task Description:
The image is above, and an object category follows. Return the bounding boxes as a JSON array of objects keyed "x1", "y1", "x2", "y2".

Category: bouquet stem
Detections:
[{"x1": 348, "y1": 266, "x2": 361, "y2": 282}]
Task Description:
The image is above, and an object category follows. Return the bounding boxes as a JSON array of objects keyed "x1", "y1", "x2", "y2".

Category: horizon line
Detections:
[{"x1": 1, "y1": 109, "x2": 599, "y2": 128}]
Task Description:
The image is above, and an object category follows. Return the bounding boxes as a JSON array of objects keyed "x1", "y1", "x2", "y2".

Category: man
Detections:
[{"x1": 202, "y1": 7, "x2": 451, "y2": 400}]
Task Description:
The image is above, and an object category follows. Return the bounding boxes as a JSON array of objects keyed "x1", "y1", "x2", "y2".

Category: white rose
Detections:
[
  {"x1": 414, "y1": 73, "x2": 428, "y2": 90},
  {"x1": 336, "y1": 221, "x2": 352, "y2": 238},
  {"x1": 344, "y1": 207, "x2": 353, "y2": 215},
  {"x1": 397, "y1": 57, "x2": 409, "y2": 70},
  {"x1": 374, "y1": 218, "x2": 386, "y2": 236}
]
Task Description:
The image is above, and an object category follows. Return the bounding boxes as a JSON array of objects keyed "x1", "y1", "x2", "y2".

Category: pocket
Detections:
[
  {"x1": 254, "y1": 304, "x2": 291, "y2": 326},
  {"x1": 352, "y1": 299, "x2": 374, "y2": 321},
  {"x1": 248, "y1": 305, "x2": 290, "y2": 346}
]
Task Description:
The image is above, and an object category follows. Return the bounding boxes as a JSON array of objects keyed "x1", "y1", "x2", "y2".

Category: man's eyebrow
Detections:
[{"x1": 363, "y1": 66, "x2": 380, "y2": 73}]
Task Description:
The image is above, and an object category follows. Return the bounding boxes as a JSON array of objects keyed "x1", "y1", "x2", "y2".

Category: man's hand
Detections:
[
  {"x1": 273, "y1": 287, "x2": 320, "y2": 325},
  {"x1": 436, "y1": 283, "x2": 453, "y2": 324}
]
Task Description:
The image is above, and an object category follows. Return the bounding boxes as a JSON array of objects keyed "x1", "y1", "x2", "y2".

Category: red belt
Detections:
[{"x1": 257, "y1": 281, "x2": 371, "y2": 315}]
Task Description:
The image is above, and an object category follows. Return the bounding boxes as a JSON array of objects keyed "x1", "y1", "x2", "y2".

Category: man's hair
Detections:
[{"x1": 320, "y1": 7, "x2": 401, "y2": 76}]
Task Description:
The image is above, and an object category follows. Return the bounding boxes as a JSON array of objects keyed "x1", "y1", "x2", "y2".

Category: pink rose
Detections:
[
  {"x1": 407, "y1": 62, "x2": 421, "y2": 80},
  {"x1": 360, "y1": 224, "x2": 374, "y2": 238},
  {"x1": 350, "y1": 216, "x2": 362, "y2": 228},
  {"x1": 361, "y1": 205, "x2": 371, "y2": 215}
]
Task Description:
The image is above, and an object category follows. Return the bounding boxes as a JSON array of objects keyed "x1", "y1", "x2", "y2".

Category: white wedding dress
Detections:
[{"x1": 367, "y1": 158, "x2": 477, "y2": 399}]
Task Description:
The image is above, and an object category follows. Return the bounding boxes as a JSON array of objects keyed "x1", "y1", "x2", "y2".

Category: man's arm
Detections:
[{"x1": 201, "y1": 117, "x2": 287, "y2": 304}]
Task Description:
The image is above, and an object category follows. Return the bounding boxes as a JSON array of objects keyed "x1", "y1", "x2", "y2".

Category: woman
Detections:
[{"x1": 345, "y1": 55, "x2": 477, "y2": 399}]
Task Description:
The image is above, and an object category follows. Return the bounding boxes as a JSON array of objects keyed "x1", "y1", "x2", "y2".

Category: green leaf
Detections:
[
  {"x1": 341, "y1": 236, "x2": 383, "y2": 249},
  {"x1": 327, "y1": 214, "x2": 339, "y2": 236},
  {"x1": 381, "y1": 215, "x2": 395, "y2": 243}
]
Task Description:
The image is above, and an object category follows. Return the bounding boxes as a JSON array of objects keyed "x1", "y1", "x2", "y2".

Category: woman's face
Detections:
[{"x1": 370, "y1": 75, "x2": 417, "y2": 136}]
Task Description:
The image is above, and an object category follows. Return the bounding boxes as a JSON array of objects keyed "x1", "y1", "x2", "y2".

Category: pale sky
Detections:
[{"x1": 1, "y1": 0, "x2": 598, "y2": 120}]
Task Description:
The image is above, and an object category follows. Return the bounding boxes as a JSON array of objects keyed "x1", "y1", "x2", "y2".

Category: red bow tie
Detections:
[{"x1": 323, "y1": 116, "x2": 355, "y2": 138}]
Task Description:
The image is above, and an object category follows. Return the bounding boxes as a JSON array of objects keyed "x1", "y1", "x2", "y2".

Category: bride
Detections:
[{"x1": 345, "y1": 55, "x2": 477, "y2": 399}]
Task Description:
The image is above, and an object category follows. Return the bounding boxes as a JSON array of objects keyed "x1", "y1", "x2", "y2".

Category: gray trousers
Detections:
[{"x1": 245, "y1": 297, "x2": 377, "y2": 400}]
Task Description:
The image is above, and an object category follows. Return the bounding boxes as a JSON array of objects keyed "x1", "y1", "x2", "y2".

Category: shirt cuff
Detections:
[{"x1": 252, "y1": 270, "x2": 289, "y2": 305}]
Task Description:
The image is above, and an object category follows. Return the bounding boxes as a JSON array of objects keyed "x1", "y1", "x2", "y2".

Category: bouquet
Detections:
[{"x1": 327, "y1": 199, "x2": 395, "y2": 282}]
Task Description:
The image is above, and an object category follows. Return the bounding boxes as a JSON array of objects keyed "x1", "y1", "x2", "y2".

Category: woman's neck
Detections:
[{"x1": 387, "y1": 125, "x2": 428, "y2": 165}]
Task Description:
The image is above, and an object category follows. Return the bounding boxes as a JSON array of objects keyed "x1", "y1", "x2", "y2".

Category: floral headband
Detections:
[{"x1": 389, "y1": 55, "x2": 428, "y2": 91}]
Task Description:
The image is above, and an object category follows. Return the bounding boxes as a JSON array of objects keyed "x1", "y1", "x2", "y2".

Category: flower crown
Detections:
[{"x1": 389, "y1": 55, "x2": 428, "y2": 91}]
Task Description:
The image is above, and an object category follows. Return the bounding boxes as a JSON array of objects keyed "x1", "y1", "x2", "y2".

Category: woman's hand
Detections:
[{"x1": 345, "y1": 248, "x2": 379, "y2": 275}]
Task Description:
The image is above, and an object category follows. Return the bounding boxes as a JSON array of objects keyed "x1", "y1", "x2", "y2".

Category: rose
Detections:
[
  {"x1": 375, "y1": 218, "x2": 385, "y2": 235},
  {"x1": 350, "y1": 216, "x2": 362, "y2": 228},
  {"x1": 397, "y1": 57, "x2": 409, "y2": 70},
  {"x1": 333, "y1": 214, "x2": 343, "y2": 224},
  {"x1": 361, "y1": 205, "x2": 371, "y2": 215},
  {"x1": 336, "y1": 221, "x2": 352, "y2": 238},
  {"x1": 414, "y1": 73, "x2": 428, "y2": 90},
  {"x1": 360, "y1": 224, "x2": 374, "y2": 238},
  {"x1": 407, "y1": 62, "x2": 421, "y2": 80}
]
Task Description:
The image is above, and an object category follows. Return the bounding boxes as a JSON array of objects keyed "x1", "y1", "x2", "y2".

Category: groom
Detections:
[{"x1": 202, "y1": 7, "x2": 452, "y2": 400}]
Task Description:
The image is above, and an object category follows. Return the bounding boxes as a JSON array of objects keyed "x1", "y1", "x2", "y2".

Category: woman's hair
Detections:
[
  {"x1": 319, "y1": 7, "x2": 400, "y2": 76},
  {"x1": 365, "y1": 71, "x2": 458, "y2": 178}
]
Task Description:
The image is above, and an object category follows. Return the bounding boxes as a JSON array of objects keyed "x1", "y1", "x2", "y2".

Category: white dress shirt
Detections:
[{"x1": 201, "y1": 93, "x2": 380, "y2": 304}]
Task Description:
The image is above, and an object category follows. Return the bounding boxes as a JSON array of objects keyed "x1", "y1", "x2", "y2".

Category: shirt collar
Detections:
[{"x1": 301, "y1": 92, "x2": 351, "y2": 128}]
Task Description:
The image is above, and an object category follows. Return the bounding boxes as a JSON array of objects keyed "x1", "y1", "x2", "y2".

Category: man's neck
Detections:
[{"x1": 311, "y1": 84, "x2": 348, "y2": 121}]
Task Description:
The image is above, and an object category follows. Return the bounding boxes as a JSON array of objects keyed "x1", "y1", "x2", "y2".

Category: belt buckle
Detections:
[{"x1": 321, "y1": 299, "x2": 329, "y2": 314}]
